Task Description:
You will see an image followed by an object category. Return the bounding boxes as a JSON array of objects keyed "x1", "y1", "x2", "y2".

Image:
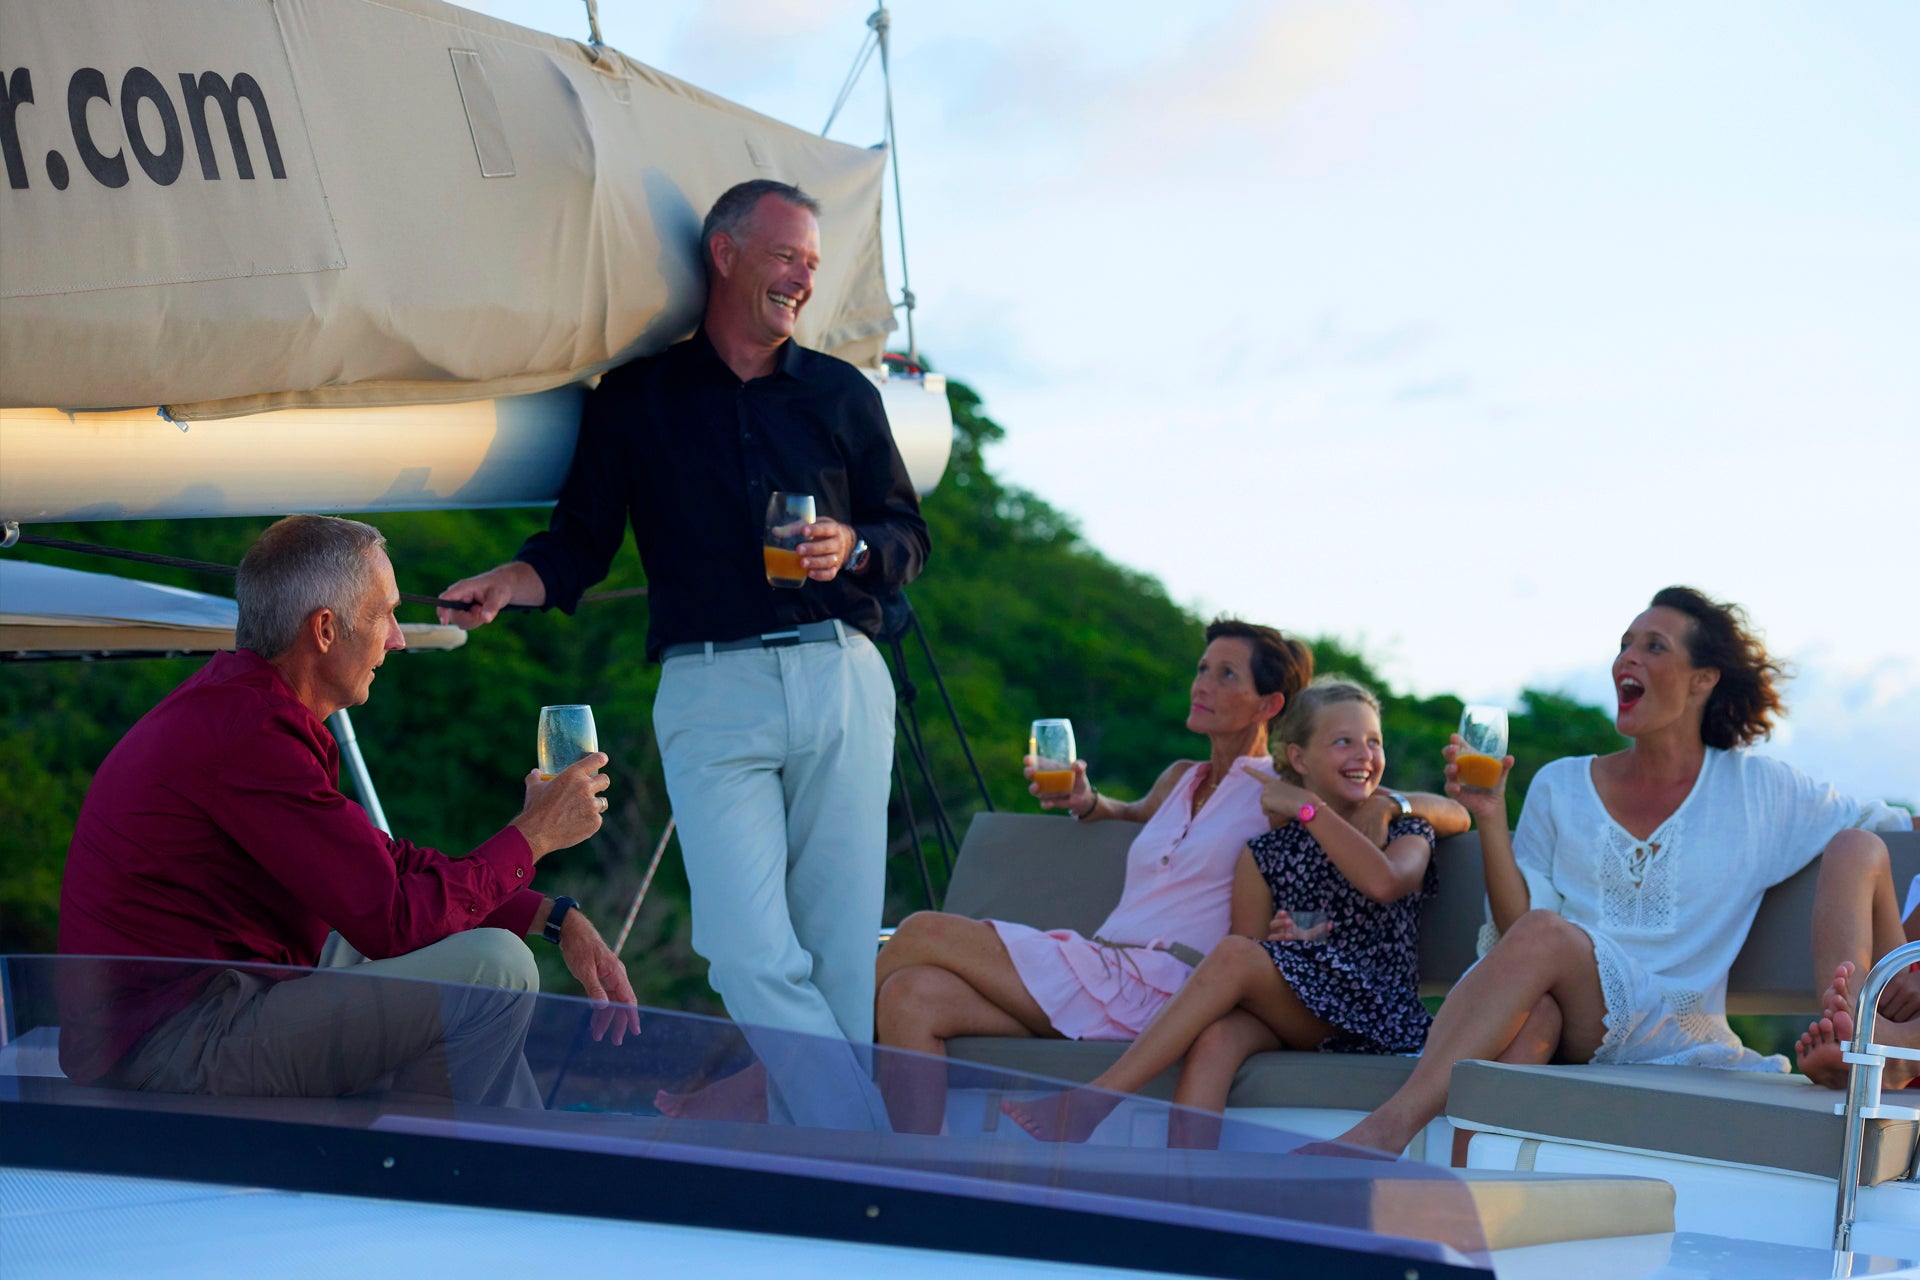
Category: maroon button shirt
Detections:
[{"x1": 57, "y1": 649, "x2": 543, "y2": 1082}]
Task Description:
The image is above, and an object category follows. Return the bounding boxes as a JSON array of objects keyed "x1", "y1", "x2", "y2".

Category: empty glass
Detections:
[{"x1": 538, "y1": 704, "x2": 598, "y2": 780}]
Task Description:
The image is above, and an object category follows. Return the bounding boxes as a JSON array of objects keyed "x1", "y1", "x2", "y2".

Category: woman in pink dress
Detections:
[{"x1": 874, "y1": 620, "x2": 1463, "y2": 1132}]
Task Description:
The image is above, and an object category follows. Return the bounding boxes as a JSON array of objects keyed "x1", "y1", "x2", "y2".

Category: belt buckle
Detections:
[{"x1": 760, "y1": 629, "x2": 802, "y2": 648}]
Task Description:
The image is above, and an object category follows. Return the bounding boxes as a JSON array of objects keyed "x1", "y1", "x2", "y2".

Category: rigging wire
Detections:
[
  {"x1": 820, "y1": 29, "x2": 880, "y2": 138},
  {"x1": 2, "y1": 531, "x2": 644, "y2": 612},
  {"x1": 823, "y1": 7, "x2": 917, "y2": 361}
]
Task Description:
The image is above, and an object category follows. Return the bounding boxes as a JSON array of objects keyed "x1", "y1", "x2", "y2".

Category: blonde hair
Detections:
[{"x1": 1272, "y1": 676, "x2": 1382, "y2": 785}]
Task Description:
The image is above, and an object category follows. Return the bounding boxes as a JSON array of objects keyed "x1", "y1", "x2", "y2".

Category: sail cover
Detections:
[{"x1": 0, "y1": 0, "x2": 894, "y2": 417}]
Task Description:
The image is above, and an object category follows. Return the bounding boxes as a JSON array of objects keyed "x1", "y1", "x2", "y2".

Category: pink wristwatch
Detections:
[{"x1": 1296, "y1": 802, "x2": 1317, "y2": 824}]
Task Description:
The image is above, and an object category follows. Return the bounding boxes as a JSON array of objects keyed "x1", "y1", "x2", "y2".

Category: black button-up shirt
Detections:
[{"x1": 517, "y1": 330, "x2": 930, "y2": 660}]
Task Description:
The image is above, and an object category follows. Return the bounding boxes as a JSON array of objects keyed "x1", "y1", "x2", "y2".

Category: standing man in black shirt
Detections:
[{"x1": 441, "y1": 181, "x2": 928, "y2": 1125}]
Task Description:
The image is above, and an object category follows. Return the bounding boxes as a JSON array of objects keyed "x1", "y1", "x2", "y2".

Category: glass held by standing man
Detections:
[{"x1": 439, "y1": 180, "x2": 930, "y2": 1128}]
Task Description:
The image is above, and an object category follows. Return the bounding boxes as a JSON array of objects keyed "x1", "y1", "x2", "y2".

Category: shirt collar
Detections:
[{"x1": 690, "y1": 327, "x2": 811, "y2": 384}]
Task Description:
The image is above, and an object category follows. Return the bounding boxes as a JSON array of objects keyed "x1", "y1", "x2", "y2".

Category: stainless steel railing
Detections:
[{"x1": 1831, "y1": 939, "x2": 1920, "y2": 1252}]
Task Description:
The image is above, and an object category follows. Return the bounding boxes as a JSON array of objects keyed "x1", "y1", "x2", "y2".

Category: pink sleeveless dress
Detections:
[{"x1": 988, "y1": 757, "x2": 1275, "y2": 1040}]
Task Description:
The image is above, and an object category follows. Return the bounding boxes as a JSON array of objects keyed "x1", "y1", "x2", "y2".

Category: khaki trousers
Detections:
[{"x1": 109, "y1": 929, "x2": 543, "y2": 1108}]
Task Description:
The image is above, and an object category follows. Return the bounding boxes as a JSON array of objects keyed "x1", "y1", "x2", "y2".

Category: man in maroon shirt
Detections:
[{"x1": 58, "y1": 515, "x2": 639, "y2": 1104}]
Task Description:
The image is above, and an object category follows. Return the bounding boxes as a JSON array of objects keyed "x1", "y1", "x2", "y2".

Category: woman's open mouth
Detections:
[{"x1": 1616, "y1": 675, "x2": 1644, "y2": 711}]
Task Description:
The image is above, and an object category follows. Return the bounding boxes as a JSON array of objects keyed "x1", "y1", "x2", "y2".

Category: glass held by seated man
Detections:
[{"x1": 57, "y1": 515, "x2": 638, "y2": 1105}]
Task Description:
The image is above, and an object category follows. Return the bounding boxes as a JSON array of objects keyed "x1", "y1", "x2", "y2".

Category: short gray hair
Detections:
[
  {"x1": 235, "y1": 515, "x2": 386, "y2": 659},
  {"x1": 699, "y1": 179, "x2": 820, "y2": 275}
]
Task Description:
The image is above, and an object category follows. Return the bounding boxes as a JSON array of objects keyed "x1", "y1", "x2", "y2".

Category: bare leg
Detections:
[
  {"x1": 1167, "y1": 1009, "x2": 1281, "y2": 1149},
  {"x1": 1799, "y1": 831, "x2": 1920, "y2": 1087},
  {"x1": 1497, "y1": 995, "x2": 1564, "y2": 1065},
  {"x1": 1810, "y1": 830, "x2": 1904, "y2": 1002},
  {"x1": 875, "y1": 964, "x2": 1040, "y2": 1135},
  {"x1": 1335, "y1": 911, "x2": 1608, "y2": 1154},
  {"x1": 875, "y1": 912, "x2": 1057, "y2": 1038},
  {"x1": 1006, "y1": 937, "x2": 1333, "y2": 1142}
]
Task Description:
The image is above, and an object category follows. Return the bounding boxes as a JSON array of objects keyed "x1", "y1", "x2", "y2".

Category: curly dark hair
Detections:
[
  {"x1": 1648, "y1": 586, "x2": 1789, "y2": 749},
  {"x1": 1203, "y1": 618, "x2": 1314, "y2": 723}
]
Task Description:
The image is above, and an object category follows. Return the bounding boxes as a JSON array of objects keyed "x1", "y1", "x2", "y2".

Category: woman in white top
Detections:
[{"x1": 1337, "y1": 586, "x2": 1914, "y2": 1155}]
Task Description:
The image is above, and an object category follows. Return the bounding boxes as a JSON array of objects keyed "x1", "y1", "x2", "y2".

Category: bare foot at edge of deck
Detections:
[
  {"x1": 1000, "y1": 1088, "x2": 1123, "y2": 1144},
  {"x1": 1799, "y1": 962, "x2": 1861, "y2": 1088},
  {"x1": 1795, "y1": 1013, "x2": 1849, "y2": 1089},
  {"x1": 1326, "y1": 1114, "x2": 1412, "y2": 1158},
  {"x1": 1797, "y1": 962, "x2": 1920, "y2": 1090},
  {"x1": 654, "y1": 1062, "x2": 770, "y2": 1122}
]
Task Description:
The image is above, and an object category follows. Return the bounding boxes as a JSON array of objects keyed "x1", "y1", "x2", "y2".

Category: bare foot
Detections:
[
  {"x1": 1329, "y1": 1113, "x2": 1412, "y2": 1156},
  {"x1": 1798, "y1": 962, "x2": 1920, "y2": 1089},
  {"x1": 1795, "y1": 1014, "x2": 1849, "y2": 1089},
  {"x1": 1000, "y1": 1088, "x2": 1123, "y2": 1143},
  {"x1": 654, "y1": 1062, "x2": 769, "y2": 1122}
]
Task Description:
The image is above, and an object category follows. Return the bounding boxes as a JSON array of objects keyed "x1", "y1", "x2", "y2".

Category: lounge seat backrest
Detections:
[
  {"x1": 943, "y1": 814, "x2": 1920, "y2": 1012},
  {"x1": 941, "y1": 812, "x2": 1138, "y2": 938},
  {"x1": 940, "y1": 812, "x2": 1478, "y2": 991}
]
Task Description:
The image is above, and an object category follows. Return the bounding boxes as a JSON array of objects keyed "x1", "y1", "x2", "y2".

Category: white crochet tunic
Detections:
[{"x1": 1481, "y1": 749, "x2": 1912, "y2": 1071}]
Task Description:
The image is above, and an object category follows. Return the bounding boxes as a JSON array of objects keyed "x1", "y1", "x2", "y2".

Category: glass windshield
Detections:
[{"x1": 2, "y1": 954, "x2": 1493, "y2": 1277}]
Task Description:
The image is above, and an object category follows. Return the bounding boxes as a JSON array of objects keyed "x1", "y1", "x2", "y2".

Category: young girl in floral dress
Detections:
[{"x1": 1006, "y1": 677, "x2": 1442, "y2": 1143}]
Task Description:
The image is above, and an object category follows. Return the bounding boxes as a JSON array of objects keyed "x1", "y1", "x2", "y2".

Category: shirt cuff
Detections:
[
  {"x1": 514, "y1": 548, "x2": 576, "y2": 614},
  {"x1": 472, "y1": 824, "x2": 537, "y2": 909},
  {"x1": 481, "y1": 887, "x2": 546, "y2": 937}
]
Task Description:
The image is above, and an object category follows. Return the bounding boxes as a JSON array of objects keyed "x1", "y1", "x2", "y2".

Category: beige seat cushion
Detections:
[
  {"x1": 1448, "y1": 1059, "x2": 1919, "y2": 1186},
  {"x1": 1438, "y1": 1170, "x2": 1675, "y2": 1251}
]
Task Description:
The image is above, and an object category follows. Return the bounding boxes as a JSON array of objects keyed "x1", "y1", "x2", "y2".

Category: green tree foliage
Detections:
[{"x1": 0, "y1": 370, "x2": 1628, "y2": 1018}]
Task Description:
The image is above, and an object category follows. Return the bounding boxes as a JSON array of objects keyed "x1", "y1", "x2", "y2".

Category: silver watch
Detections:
[
  {"x1": 847, "y1": 536, "x2": 871, "y2": 573},
  {"x1": 1385, "y1": 790, "x2": 1412, "y2": 817}
]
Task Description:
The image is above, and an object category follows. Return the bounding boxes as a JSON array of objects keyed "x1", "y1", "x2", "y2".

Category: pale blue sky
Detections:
[{"x1": 476, "y1": 1, "x2": 1917, "y2": 805}]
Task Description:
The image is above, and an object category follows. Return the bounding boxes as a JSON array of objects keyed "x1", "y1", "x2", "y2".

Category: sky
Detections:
[{"x1": 472, "y1": 0, "x2": 1917, "y2": 807}]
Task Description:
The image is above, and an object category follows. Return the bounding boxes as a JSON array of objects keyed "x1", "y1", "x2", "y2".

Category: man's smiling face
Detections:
[{"x1": 717, "y1": 194, "x2": 820, "y2": 349}]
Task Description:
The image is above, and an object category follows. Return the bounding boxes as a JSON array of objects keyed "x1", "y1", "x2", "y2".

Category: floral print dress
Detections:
[{"x1": 1251, "y1": 814, "x2": 1437, "y2": 1054}]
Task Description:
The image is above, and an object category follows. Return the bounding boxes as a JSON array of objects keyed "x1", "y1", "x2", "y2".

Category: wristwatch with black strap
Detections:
[
  {"x1": 542, "y1": 895, "x2": 578, "y2": 945},
  {"x1": 846, "y1": 535, "x2": 871, "y2": 574}
]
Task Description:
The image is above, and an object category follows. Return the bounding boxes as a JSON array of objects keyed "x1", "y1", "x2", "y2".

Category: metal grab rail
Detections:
[{"x1": 1832, "y1": 939, "x2": 1920, "y2": 1251}]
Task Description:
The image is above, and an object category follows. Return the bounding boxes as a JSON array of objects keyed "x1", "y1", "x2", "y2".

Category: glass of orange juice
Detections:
[
  {"x1": 1456, "y1": 704, "x2": 1509, "y2": 790},
  {"x1": 764, "y1": 492, "x2": 815, "y2": 589},
  {"x1": 1029, "y1": 719, "x2": 1077, "y2": 804}
]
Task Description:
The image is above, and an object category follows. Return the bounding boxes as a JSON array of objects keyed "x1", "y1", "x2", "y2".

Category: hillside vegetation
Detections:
[{"x1": 0, "y1": 374, "x2": 1624, "y2": 1016}]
